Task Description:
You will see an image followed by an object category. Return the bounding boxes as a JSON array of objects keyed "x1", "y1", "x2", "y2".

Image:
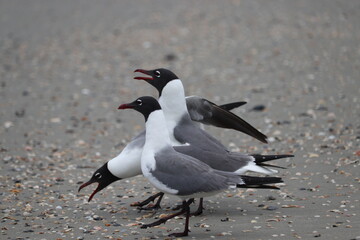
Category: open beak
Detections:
[
  {"x1": 134, "y1": 69, "x2": 153, "y2": 81},
  {"x1": 78, "y1": 181, "x2": 93, "y2": 192},
  {"x1": 78, "y1": 181, "x2": 100, "y2": 202}
]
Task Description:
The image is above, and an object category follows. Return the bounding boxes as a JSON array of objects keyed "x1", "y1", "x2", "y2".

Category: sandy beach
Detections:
[{"x1": 0, "y1": 1, "x2": 359, "y2": 239}]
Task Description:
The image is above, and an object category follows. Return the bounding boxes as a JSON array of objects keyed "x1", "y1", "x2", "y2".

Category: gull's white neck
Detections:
[
  {"x1": 159, "y1": 79, "x2": 189, "y2": 140},
  {"x1": 107, "y1": 132, "x2": 144, "y2": 178},
  {"x1": 143, "y1": 110, "x2": 172, "y2": 153}
]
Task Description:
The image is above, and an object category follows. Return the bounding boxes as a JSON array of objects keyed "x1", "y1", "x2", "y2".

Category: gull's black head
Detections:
[
  {"x1": 118, "y1": 96, "x2": 161, "y2": 121},
  {"x1": 78, "y1": 162, "x2": 121, "y2": 202},
  {"x1": 134, "y1": 68, "x2": 179, "y2": 96}
]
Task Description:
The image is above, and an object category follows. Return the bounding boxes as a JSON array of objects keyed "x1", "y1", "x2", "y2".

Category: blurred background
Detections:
[{"x1": 0, "y1": 1, "x2": 359, "y2": 239}]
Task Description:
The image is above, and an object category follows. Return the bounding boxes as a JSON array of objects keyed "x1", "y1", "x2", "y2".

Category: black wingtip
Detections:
[
  {"x1": 240, "y1": 176, "x2": 283, "y2": 185},
  {"x1": 237, "y1": 184, "x2": 281, "y2": 190},
  {"x1": 236, "y1": 176, "x2": 283, "y2": 190},
  {"x1": 211, "y1": 105, "x2": 269, "y2": 143},
  {"x1": 252, "y1": 154, "x2": 294, "y2": 164},
  {"x1": 219, "y1": 101, "x2": 247, "y2": 111}
]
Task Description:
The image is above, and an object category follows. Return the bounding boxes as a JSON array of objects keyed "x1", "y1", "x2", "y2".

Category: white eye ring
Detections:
[
  {"x1": 136, "y1": 99, "x2": 143, "y2": 105},
  {"x1": 154, "y1": 70, "x2": 161, "y2": 77},
  {"x1": 95, "y1": 173, "x2": 102, "y2": 179}
]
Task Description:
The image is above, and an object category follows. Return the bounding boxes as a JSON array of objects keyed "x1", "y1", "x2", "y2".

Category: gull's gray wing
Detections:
[
  {"x1": 185, "y1": 96, "x2": 268, "y2": 143},
  {"x1": 151, "y1": 147, "x2": 243, "y2": 196},
  {"x1": 186, "y1": 96, "x2": 213, "y2": 122},
  {"x1": 174, "y1": 145, "x2": 251, "y2": 172},
  {"x1": 186, "y1": 96, "x2": 246, "y2": 121},
  {"x1": 173, "y1": 114, "x2": 228, "y2": 153}
]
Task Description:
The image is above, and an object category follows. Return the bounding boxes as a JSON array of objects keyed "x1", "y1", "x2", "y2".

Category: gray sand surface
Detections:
[{"x1": 1, "y1": 1, "x2": 359, "y2": 239}]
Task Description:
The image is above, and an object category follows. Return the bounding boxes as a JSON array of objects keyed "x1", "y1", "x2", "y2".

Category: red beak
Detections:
[
  {"x1": 134, "y1": 69, "x2": 153, "y2": 81},
  {"x1": 118, "y1": 103, "x2": 133, "y2": 109},
  {"x1": 78, "y1": 181, "x2": 99, "y2": 202}
]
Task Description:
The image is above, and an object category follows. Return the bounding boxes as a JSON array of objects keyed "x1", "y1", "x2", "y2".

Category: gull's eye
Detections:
[
  {"x1": 136, "y1": 99, "x2": 143, "y2": 106},
  {"x1": 95, "y1": 173, "x2": 102, "y2": 179},
  {"x1": 154, "y1": 70, "x2": 161, "y2": 77}
]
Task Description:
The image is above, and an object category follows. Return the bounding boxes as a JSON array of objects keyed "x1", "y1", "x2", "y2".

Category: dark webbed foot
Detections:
[
  {"x1": 131, "y1": 192, "x2": 164, "y2": 208},
  {"x1": 140, "y1": 220, "x2": 163, "y2": 229},
  {"x1": 140, "y1": 199, "x2": 195, "y2": 236},
  {"x1": 131, "y1": 192, "x2": 164, "y2": 212},
  {"x1": 137, "y1": 203, "x2": 161, "y2": 212},
  {"x1": 168, "y1": 231, "x2": 189, "y2": 237},
  {"x1": 140, "y1": 212, "x2": 176, "y2": 229}
]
